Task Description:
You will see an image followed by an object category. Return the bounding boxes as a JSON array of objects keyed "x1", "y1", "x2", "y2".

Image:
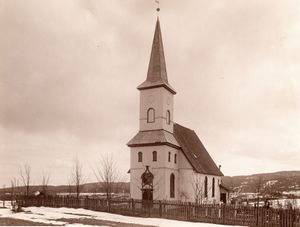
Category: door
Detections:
[
  {"x1": 220, "y1": 193, "x2": 227, "y2": 204},
  {"x1": 142, "y1": 189, "x2": 153, "y2": 201}
]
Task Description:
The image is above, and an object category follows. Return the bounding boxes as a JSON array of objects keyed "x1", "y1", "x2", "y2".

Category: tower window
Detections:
[
  {"x1": 168, "y1": 152, "x2": 171, "y2": 162},
  {"x1": 204, "y1": 176, "x2": 208, "y2": 198},
  {"x1": 212, "y1": 178, "x2": 215, "y2": 197},
  {"x1": 147, "y1": 108, "x2": 155, "y2": 123},
  {"x1": 138, "y1": 152, "x2": 143, "y2": 162},
  {"x1": 152, "y1": 151, "x2": 157, "y2": 162},
  {"x1": 174, "y1": 154, "x2": 177, "y2": 164},
  {"x1": 170, "y1": 173, "x2": 175, "y2": 198},
  {"x1": 166, "y1": 110, "x2": 170, "y2": 125}
]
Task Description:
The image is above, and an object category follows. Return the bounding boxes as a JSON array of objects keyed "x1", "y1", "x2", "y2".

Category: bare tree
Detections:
[
  {"x1": 67, "y1": 178, "x2": 73, "y2": 195},
  {"x1": 41, "y1": 170, "x2": 51, "y2": 195},
  {"x1": 2, "y1": 184, "x2": 5, "y2": 207},
  {"x1": 191, "y1": 173, "x2": 213, "y2": 205},
  {"x1": 10, "y1": 178, "x2": 18, "y2": 200},
  {"x1": 19, "y1": 164, "x2": 31, "y2": 196},
  {"x1": 71, "y1": 156, "x2": 85, "y2": 199},
  {"x1": 93, "y1": 154, "x2": 120, "y2": 200}
]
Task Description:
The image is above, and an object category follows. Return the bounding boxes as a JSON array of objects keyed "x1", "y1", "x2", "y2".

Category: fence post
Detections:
[
  {"x1": 255, "y1": 204, "x2": 259, "y2": 227},
  {"x1": 186, "y1": 202, "x2": 191, "y2": 221},
  {"x1": 108, "y1": 198, "x2": 111, "y2": 212},
  {"x1": 85, "y1": 196, "x2": 88, "y2": 209},
  {"x1": 147, "y1": 200, "x2": 151, "y2": 217},
  {"x1": 222, "y1": 204, "x2": 226, "y2": 225},
  {"x1": 159, "y1": 200, "x2": 162, "y2": 218},
  {"x1": 131, "y1": 199, "x2": 135, "y2": 215},
  {"x1": 234, "y1": 207, "x2": 237, "y2": 219}
]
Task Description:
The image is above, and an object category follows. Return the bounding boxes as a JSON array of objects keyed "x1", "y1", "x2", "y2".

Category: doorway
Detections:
[
  {"x1": 142, "y1": 189, "x2": 153, "y2": 201},
  {"x1": 220, "y1": 193, "x2": 227, "y2": 204}
]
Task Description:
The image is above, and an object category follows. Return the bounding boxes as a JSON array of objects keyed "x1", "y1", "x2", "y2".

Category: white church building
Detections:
[{"x1": 128, "y1": 18, "x2": 225, "y2": 204}]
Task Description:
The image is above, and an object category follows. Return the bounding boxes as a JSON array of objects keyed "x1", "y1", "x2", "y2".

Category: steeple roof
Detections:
[{"x1": 137, "y1": 18, "x2": 176, "y2": 94}]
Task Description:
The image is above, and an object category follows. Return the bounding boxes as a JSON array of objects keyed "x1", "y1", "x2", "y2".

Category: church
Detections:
[{"x1": 128, "y1": 18, "x2": 225, "y2": 204}]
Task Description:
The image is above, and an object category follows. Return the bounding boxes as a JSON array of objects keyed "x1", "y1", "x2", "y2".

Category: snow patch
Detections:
[{"x1": 0, "y1": 205, "x2": 242, "y2": 227}]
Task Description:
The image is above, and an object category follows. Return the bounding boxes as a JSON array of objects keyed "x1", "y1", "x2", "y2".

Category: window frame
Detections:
[
  {"x1": 138, "y1": 152, "x2": 143, "y2": 162},
  {"x1": 166, "y1": 110, "x2": 171, "y2": 125},
  {"x1": 152, "y1": 151, "x2": 157, "y2": 162},
  {"x1": 147, "y1": 108, "x2": 155, "y2": 123},
  {"x1": 170, "y1": 173, "x2": 175, "y2": 198},
  {"x1": 212, "y1": 177, "x2": 215, "y2": 197},
  {"x1": 204, "y1": 176, "x2": 208, "y2": 198}
]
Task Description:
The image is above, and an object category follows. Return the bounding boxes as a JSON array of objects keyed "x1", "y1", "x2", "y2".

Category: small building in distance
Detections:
[{"x1": 128, "y1": 18, "x2": 224, "y2": 204}]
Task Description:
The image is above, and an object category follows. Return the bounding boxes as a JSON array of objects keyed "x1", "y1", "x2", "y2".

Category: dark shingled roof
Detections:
[
  {"x1": 174, "y1": 123, "x2": 223, "y2": 176},
  {"x1": 220, "y1": 184, "x2": 231, "y2": 192},
  {"x1": 127, "y1": 129, "x2": 180, "y2": 148},
  {"x1": 137, "y1": 18, "x2": 176, "y2": 94}
]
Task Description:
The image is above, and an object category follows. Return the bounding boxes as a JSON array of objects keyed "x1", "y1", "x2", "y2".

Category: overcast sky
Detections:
[{"x1": 0, "y1": 0, "x2": 300, "y2": 187}]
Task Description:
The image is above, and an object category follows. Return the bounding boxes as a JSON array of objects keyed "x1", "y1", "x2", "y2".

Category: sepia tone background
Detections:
[{"x1": 0, "y1": 0, "x2": 299, "y2": 186}]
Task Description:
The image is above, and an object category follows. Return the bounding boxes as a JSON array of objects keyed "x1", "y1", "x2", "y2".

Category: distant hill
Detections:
[
  {"x1": 2, "y1": 171, "x2": 300, "y2": 197},
  {"x1": 222, "y1": 171, "x2": 300, "y2": 195},
  {"x1": 0, "y1": 182, "x2": 130, "y2": 195}
]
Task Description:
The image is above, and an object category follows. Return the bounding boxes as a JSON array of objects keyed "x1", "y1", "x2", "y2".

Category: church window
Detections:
[
  {"x1": 138, "y1": 152, "x2": 143, "y2": 162},
  {"x1": 174, "y1": 154, "x2": 177, "y2": 164},
  {"x1": 204, "y1": 176, "x2": 208, "y2": 198},
  {"x1": 152, "y1": 151, "x2": 157, "y2": 162},
  {"x1": 166, "y1": 110, "x2": 170, "y2": 125},
  {"x1": 168, "y1": 152, "x2": 171, "y2": 162},
  {"x1": 170, "y1": 173, "x2": 175, "y2": 198},
  {"x1": 212, "y1": 178, "x2": 215, "y2": 197},
  {"x1": 147, "y1": 108, "x2": 155, "y2": 123}
]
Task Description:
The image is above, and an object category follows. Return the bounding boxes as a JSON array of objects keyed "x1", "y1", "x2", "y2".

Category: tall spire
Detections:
[{"x1": 138, "y1": 18, "x2": 176, "y2": 94}]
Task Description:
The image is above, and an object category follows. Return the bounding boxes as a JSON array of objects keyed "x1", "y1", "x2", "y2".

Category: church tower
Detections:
[
  {"x1": 128, "y1": 18, "x2": 180, "y2": 201},
  {"x1": 137, "y1": 18, "x2": 176, "y2": 133}
]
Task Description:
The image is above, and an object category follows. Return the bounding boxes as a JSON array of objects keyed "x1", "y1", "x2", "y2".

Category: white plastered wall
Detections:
[
  {"x1": 139, "y1": 87, "x2": 174, "y2": 133},
  {"x1": 177, "y1": 149, "x2": 222, "y2": 203},
  {"x1": 130, "y1": 145, "x2": 180, "y2": 200}
]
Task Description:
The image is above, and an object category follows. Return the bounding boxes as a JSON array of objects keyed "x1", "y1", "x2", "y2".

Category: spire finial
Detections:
[{"x1": 155, "y1": 0, "x2": 160, "y2": 14}]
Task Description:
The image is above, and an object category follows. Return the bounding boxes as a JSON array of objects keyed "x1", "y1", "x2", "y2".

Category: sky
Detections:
[{"x1": 0, "y1": 0, "x2": 300, "y2": 187}]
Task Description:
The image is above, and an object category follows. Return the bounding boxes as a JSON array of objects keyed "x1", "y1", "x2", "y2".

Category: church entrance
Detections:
[
  {"x1": 141, "y1": 166, "x2": 154, "y2": 206},
  {"x1": 142, "y1": 189, "x2": 153, "y2": 201}
]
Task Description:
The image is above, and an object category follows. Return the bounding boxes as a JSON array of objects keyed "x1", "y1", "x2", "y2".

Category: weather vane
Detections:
[{"x1": 155, "y1": 0, "x2": 160, "y2": 13}]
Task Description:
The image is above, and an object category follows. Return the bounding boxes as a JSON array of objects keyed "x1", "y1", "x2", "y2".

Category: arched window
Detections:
[
  {"x1": 166, "y1": 110, "x2": 170, "y2": 125},
  {"x1": 152, "y1": 151, "x2": 157, "y2": 162},
  {"x1": 138, "y1": 152, "x2": 142, "y2": 162},
  {"x1": 168, "y1": 152, "x2": 171, "y2": 162},
  {"x1": 212, "y1": 178, "x2": 215, "y2": 197},
  {"x1": 174, "y1": 154, "x2": 177, "y2": 164},
  {"x1": 170, "y1": 173, "x2": 175, "y2": 198},
  {"x1": 147, "y1": 108, "x2": 155, "y2": 123},
  {"x1": 204, "y1": 176, "x2": 208, "y2": 198}
]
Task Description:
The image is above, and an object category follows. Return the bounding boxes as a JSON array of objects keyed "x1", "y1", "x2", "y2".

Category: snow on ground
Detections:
[{"x1": 0, "y1": 202, "x2": 243, "y2": 227}]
